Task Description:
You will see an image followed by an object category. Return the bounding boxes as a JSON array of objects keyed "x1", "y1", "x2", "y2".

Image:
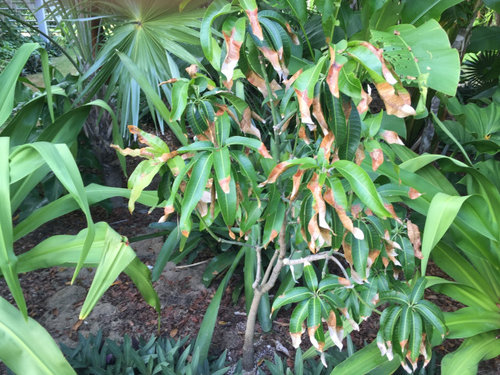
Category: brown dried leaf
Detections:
[
  {"x1": 307, "y1": 174, "x2": 330, "y2": 231},
  {"x1": 241, "y1": 107, "x2": 262, "y2": 139},
  {"x1": 298, "y1": 125, "x2": 310, "y2": 144},
  {"x1": 375, "y1": 82, "x2": 416, "y2": 118},
  {"x1": 245, "y1": 8, "x2": 264, "y2": 40},
  {"x1": 355, "y1": 145, "x2": 365, "y2": 166},
  {"x1": 259, "y1": 46, "x2": 285, "y2": 79},
  {"x1": 221, "y1": 29, "x2": 244, "y2": 87},
  {"x1": 285, "y1": 23, "x2": 300, "y2": 45},
  {"x1": 408, "y1": 187, "x2": 422, "y2": 199},
  {"x1": 283, "y1": 68, "x2": 302, "y2": 91},
  {"x1": 258, "y1": 142, "x2": 273, "y2": 159},
  {"x1": 342, "y1": 239, "x2": 353, "y2": 266},
  {"x1": 185, "y1": 64, "x2": 198, "y2": 78},
  {"x1": 313, "y1": 95, "x2": 329, "y2": 136},
  {"x1": 370, "y1": 148, "x2": 384, "y2": 171},
  {"x1": 359, "y1": 42, "x2": 397, "y2": 84},
  {"x1": 260, "y1": 160, "x2": 292, "y2": 186},
  {"x1": 308, "y1": 325, "x2": 324, "y2": 352},
  {"x1": 290, "y1": 169, "x2": 305, "y2": 201},
  {"x1": 326, "y1": 45, "x2": 342, "y2": 98},
  {"x1": 407, "y1": 220, "x2": 423, "y2": 259},
  {"x1": 356, "y1": 87, "x2": 372, "y2": 114},
  {"x1": 295, "y1": 88, "x2": 314, "y2": 124},
  {"x1": 381, "y1": 130, "x2": 405, "y2": 145},
  {"x1": 319, "y1": 132, "x2": 335, "y2": 160}
]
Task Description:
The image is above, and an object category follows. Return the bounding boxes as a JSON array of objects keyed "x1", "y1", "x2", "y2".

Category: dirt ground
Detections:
[{"x1": 1, "y1": 204, "x2": 499, "y2": 374}]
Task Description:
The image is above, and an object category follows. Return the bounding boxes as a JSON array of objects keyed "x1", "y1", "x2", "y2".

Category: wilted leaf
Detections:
[
  {"x1": 221, "y1": 21, "x2": 245, "y2": 88},
  {"x1": 375, "y1": 82, "x2": 416, "y2": 118},
  {"x1": 381, "y1": 130, "x2": 405, "y2": 145},
  {"x1": 185, "y1": 64, "x2": 198, "y2": 78},
  {"x1": 245, "y1": 7, "x2": 264, "y2": 40},
  {"x1": 290, "y1": 169, "x2": 305, "y2": 201},
  {"x1": 407, "y1": 220, "x2": 423, "y2": 259},
  {"x1": 259, "y1": 46, "x2": 285, "y2": 79},
  {"x1": 327, "y1": 46, "x2": 343, "y2": 98},
  {"x1": 357, "y1": 87, "x2": 372, "y2": 114},
  {"x1": 313, "y1": 95, "x2": 329, "y2": 135},
  {"x1": 319, "y1": 133, "x2": 336, "y2": 161},
  {"x1": 241, "y1": 107, "x2": 262, "y2": 139},
  {"x1": 369, "y1": 148, "x2": 384, "y2": 171},
  {"x1": 295, "y1": 89, "x2": 314, "y2": 124}
]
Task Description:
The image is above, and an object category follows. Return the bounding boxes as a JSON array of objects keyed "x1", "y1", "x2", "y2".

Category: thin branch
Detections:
[
  {"x1": 260, "y1": 249, "x2": 279, "y2": 288},
  {"x1": 175, "y1": 259, "x2": 210, "y2": 269},
  {"x1": 252, "y1": 246, "x2": 263, "y2": 289}
]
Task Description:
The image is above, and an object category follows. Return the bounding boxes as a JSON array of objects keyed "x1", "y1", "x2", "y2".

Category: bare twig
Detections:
[{"x1": 175, "y1": 259, "x2": 210, "y2": 269}]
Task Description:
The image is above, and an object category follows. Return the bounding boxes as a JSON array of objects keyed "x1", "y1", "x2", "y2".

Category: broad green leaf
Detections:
[
  {"x1": 307, "y1": 296, "x2": 322, "y2": 329},
  {"x1": 14, "y1": 184, "x2": 158, "y2": 241},
  {"x1": 333, "y1": 160, "x2": 392, "y2": 218},
  {"x1": 431, "y1": 282, "x2": 498, "y2": 312},
  {"x1": 420, "y1": 192, "x2": 471, "y2": 275},
  {"x1": 380, "y1": 290, "x2": 409, "y2": 305},
  {"x1": 330, "y1": 341, "x2": 400, "y2": 375},
  {"x1": 318, "y1": 275, "x2": 343, "y2": 293},
  {"x1": 350, "y1": 231, "x2": 369, "y2": 280},
  {"x1": 303, "y1": 264, "x2": 318, "y2": 291},
  {"x1": 201, "y1": 1, "x2": 232, "y2": 69},
  {"x1": 397, "y1": 305, "x2": 411, "y2": 347},
  {"x1": 444, "y1": 307, "x2": 500, "y2": 339},
  {"x1": 272, "y1": 287, "x2": 313, "y2": 313},
  {"x1": 441, "y1": 332, "x2": 500, "y2": 375},
  {"x1": 0, "y1": 138, "x2": 26, "y2": 317},
  {"x1": 294, "y1": 56, "x2": 327, "y2": 98},
  {"x1": 170, "y1": 80, "x2": 190, "y2": 122},
  {"x1": 202, "y1": 252, "x2": 236, "y2": 286},
  {"x1": 409, "y1": 278, "x2": 427, "y2": 304},
  {"x1": 12, "y1": 222, "x2": 160, "y2": 315},
  {"x1": 152, "y1": 227, "x2": 181, "y2": 282},
  {"x1": 409, "y1": 311, "x2": 423, "y2": 361},
  {"x1": 413, "y1": 300, "x2": 446, "y2": 339},
  {"x1": 371, "y1": 20, "x2": 460, "y2": 97},
  {"x1": 0, "y1": 297, "x2": 75, "y2": 375},
  {"x1": 0, "y1": 43, "x2": 39, "y2": 127},
  {"x1": 179, "y1": 152, "x2": 213, "y2": 237},
  {"x1": 401, "y1": 0, "x2": 463, "y2": 25},
  {"x1": 338, "y1": 104, "x2": 362, "y2": 161},
  {"x1": 127, "y1": 159, "x2": 163, "y2": 213},
  {"x1": 10, "y1": 142, "x2": 95, "y2": 285},
  {"x1": 262, "y1": 199, "x2": 286, "y2": 247},
  {"x1": 285, "y1": 0, "x2": 307, "y2": 24}
]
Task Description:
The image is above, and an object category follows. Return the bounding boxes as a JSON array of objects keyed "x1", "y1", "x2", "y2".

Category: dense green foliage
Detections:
[{"x1": 0, "y1": 0, "x2": 499, "y2": 374}]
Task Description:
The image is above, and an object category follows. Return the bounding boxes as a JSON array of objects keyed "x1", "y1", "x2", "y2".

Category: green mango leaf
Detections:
[
  {"x1": 285, "y1": 0, "x2": 307, "y2": 24},
  {"x1": 290, "y1": 299, "x2": 310, "y2": 334},
  {"x1": 333, "y1": 160, "x2": 392, "y2": 218},
  {"x1": 179, "y1": 152, "x2": 213, "y2": 237},
  {"x1": 272, "y1": 287, "x2": 313, "y2": 313},
  {"x1": 0, "y1": 297, "x2": 76, "y2": 375},
  {"x1": 170, "y1": 80, "x2": 190, "y2": 122},
  {"x1": 201, "y1": 1, "x2": 233, "y2": 69},
  {"x1": 409, "y1": 311, "x2": 423, "y2": 361}
]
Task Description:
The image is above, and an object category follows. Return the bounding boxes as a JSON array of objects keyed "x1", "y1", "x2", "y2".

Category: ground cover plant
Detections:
[{"x1": 0, "y1": 0, "x2": 499, "y2": 374}]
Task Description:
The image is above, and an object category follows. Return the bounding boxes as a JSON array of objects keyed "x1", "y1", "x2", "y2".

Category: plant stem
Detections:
[{"x1": 242, "y1": 215, "x2": 288, "y2": 373}]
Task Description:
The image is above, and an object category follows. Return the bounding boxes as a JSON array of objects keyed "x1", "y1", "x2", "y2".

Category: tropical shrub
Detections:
[
  {"x1": 0, "y1": 45, "x2": 160, "y2": 374},
  {"x1": 116, "y1": 0, "x2": 465, "y2": 373}
]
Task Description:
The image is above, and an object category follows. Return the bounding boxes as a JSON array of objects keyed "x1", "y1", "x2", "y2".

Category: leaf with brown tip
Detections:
[
  {"x1": 375, "y1": 82, "x2": 416, "y2": 118},
  {"x1": 369, "y1": 148, "x2": 384, "y2": 171}
]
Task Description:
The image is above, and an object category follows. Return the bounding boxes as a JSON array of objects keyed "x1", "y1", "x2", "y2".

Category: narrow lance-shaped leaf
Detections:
[
  {"x1": 272, "y1": 287, "x2": 313, "y2": 313},
  {"x1": 0, "y1": 138, "x2": 26, "y2": 318},
  {"x1": 179, "y1": 152, "x2": 214, "y2": 237},
  {"x1": 294, "y1": 57, "x2": 327, "y2": 124},
  {"x1": 420, "y1": 192, "x2": 470, "y2": 275},
  {"x1": 289, "y1": 299, "x2": 309, "y2": 348},
  {"x1": 239, "y1": 0, "x2": 264, "y2": 40},
  {"x1": 333, "y1": 160, "x2": 392, "y2": 218},
  {"x1": 221, "y1": 17, "x2": 246, "y2": 88},
  {"x1": 201, "y1": 2, "x2": 232, "y2": 69},
  {"x1": 0, "y1": 297, "x2": 76, "y2": 375},
  {"x1": 170, "y1": 80, "x2": 190, "y2": 122}
]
